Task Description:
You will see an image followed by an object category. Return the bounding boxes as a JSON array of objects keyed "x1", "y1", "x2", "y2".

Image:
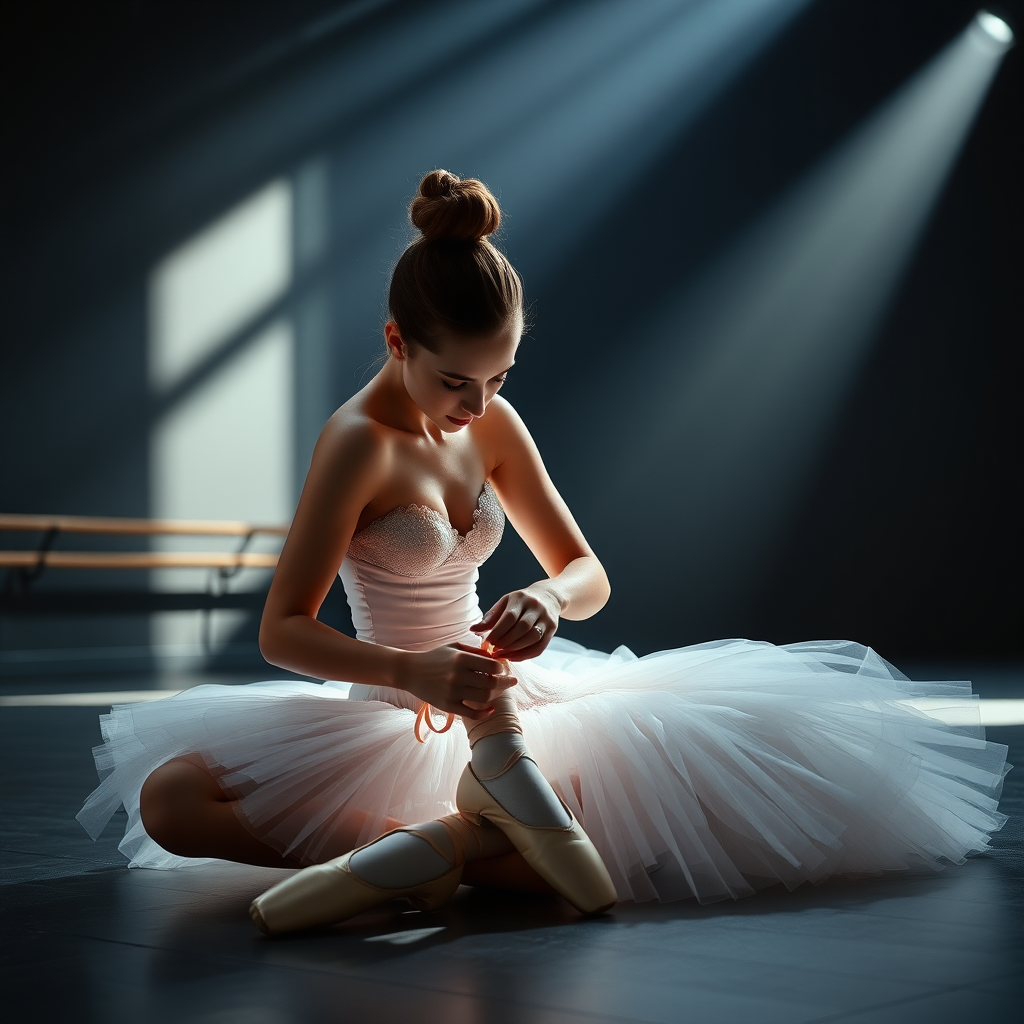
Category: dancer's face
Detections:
[{"x1": 387, "y1": 321, "x2": 520, "y2": 433}]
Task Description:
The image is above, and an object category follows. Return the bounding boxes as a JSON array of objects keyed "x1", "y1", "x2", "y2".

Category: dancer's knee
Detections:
[{"x1": 139, "y1": 757, "x2": 223, "y2": 854}]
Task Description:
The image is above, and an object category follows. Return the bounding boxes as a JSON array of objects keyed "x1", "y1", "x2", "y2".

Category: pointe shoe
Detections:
[
  {"x1": 249, "y1": 820, "x2": 468, "y2": 936},
  {"x1": 456, "y1": 760, "x2": 617, "y2": 914}
]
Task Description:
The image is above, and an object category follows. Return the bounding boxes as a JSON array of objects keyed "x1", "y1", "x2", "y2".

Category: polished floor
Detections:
[{"x1": 2, "y1": 665, "x2": 1021, "y2": 1024}]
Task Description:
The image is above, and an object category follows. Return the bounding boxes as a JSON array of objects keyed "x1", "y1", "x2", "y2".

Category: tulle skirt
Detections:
[{"x1": 77, "y1": 636, "x2": 1011, "y2": 904}]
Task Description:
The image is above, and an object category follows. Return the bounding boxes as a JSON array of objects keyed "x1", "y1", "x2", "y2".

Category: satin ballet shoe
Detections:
[
  {"x1": 249, "y1": 816, "x2": 474, "y2": 935},
  {"x1": 456, "y1": 759, "x2": 618, "y2": 915}
]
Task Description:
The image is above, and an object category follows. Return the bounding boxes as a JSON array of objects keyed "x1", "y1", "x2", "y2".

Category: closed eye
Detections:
[{"x1": 440, "y1": 374, "x2": 508, "y2": 391}]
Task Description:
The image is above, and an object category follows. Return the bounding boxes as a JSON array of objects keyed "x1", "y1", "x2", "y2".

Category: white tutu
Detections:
[{"x1": 77, "y1": 635, "x2": 1011, "y2": 904}]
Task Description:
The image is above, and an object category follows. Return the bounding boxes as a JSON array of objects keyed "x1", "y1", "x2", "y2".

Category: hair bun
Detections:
[{"x1": 410, "y1": 169, "x2": 501, "y2": 242}]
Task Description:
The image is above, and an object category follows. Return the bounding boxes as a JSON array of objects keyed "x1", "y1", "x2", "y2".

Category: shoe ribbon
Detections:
[
  {"x1": 414, "y1": 703, "x2": 456, "y2": 744},
  {"x1": 413, "y1": 641, "x2": 513, "y2": 744}
]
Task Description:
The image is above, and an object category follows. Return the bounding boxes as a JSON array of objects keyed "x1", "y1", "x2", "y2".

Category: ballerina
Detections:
[{"x1": 78, "y1": 170, "x2": 1011, "y2": 935}]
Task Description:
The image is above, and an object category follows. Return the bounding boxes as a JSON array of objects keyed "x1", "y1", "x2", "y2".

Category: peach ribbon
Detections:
[
  {"x1": 414, "y1": 703, "x2": 456, "y2": 744},
  {"x1": 412, "y1": 640, "x2": 511, "y2": 744}
]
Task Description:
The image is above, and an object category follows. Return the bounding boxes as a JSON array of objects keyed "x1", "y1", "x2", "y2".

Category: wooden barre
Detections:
[
  {"x1": 0, "y1": 551, "x2": 280, "y2": 570},
  {"x1": 0, "y1": 513, "x2": 289, "y2": 537}
]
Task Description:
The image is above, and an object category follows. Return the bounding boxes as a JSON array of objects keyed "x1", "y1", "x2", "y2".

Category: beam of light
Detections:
[
  {"x1": 333, "y1": 0, "x2": 812, "y2": 286},
  {"x1": 4, "y1": 692, "x2": 1021, "y2": 725},
  {"x1": 976, "y1": 700, "x2": 1024, "y2": 726},
  {"x1": 363, "y1": 927, "x2": 447, "y2": 945},
  {"x1": 590, "y1": 16, "x2": 1013, "y2": 637},
  {"x1": 36, "y1": 0, "x2": 805, "y2": 508},
  {"x1": 973, "y1": 10, "x2": 1015, "y2": 49},
  {"x1": 903, "y1": 698, "x2": 1024, "y2": 727},
  {"x1": 149, "y1": 182, "x2": 291, "y2": 392},
  {"x1": 482, "y1": 0, "x2": 815, "y2": 284},
  {"x1": 68, "y1": 0, "x2": 553, "y2": 269},
  {"x1": 148, "y1": 182, "x2": 295, "y2": 654},
  {"x1": 145, "y1": 0, "x2": 401, "y2": 135},
  {"x1": 291, "y1": 156, "x2": 338, "y2": 492}
]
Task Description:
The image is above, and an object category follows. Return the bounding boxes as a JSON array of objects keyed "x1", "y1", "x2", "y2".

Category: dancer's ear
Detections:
[{"x1": 384, "y1": 321, "x2": 409, "y2": 361}]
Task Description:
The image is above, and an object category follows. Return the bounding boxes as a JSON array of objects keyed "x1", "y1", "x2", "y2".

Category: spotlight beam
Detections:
[
  {"x1": 590, "y1": 17, "x2": 1013, "y2": 638},
  {"x1": 973, "y1": 9, "x2": 1015, "y2": 49},
  {"x1": 332, "y1": 0, "x2": 812, "y2": 285}
]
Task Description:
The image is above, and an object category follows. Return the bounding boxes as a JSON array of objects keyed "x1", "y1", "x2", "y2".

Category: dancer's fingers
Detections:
[
  {"x1": 482, "y1": 603, "x2": 525, "y2": 649},
  {"x1": 450, "y1": 643, "x2": 506, "y2": 676},
  {"x1": 451, "y1": 644, "x2": 517, "y2": 688},
  {"x1": 457, "y1": 668, "x2": 516, "y2": 698},
  {"x1": 491, "y1": 632, "x2": 552, "y2": 661},
  {"x1": 496, "y1": 670, "x2": 519, "y2": 690},
  {"x1": 491, "y1": 618, "x2": 543, "y2": 652},
  {"x1": 419, "y1": 693, "x2": 491, "y2": 719}
]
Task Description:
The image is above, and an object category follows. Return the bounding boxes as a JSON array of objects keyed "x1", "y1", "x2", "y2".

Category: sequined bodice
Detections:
[
  {"x1": 338, "y1": 481, "x2": 505, "y2": 654},
  {"x1": 346, "y1": 481, "x2": 504, "y2": 577}
]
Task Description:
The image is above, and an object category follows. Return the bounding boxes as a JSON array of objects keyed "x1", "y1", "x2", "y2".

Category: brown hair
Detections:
[{"x1": 388, "y1": 170, "x2": 525, "y2": 352}]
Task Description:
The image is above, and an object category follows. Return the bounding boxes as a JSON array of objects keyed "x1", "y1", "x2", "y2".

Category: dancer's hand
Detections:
[
  {"x1": 399, "y1": 643, "x2": 517, "y2": 720},
  {"x1": 471, "y1": 584, "x2": 560, "y2": 661}
]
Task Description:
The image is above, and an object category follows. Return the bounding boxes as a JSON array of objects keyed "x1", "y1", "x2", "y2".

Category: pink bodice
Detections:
[{"x1": 338, "y1": 481, "x2": 505, "y2": 654}]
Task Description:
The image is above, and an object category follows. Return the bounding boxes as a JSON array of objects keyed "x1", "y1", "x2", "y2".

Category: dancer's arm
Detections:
[
  {"x1": 479, "y1": 397, "x2": 611, "y2": 660},
  {"x1": 259, "y1": 414, "x2": 511, "y2": 717}
]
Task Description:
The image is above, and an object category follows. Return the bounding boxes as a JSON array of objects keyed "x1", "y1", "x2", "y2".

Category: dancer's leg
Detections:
[
  {"x1": 251, "y1": 810, "x2": 559, "y2": 934},
  {"x1": 459, "y1": 690, "x2": 618, "y2": 913},
  {"x1": 140, "y1": 754, "x2": 554, "y2": 891},
  {"x1": 348, "y1": 817, "x2": 557, "y2": 893},
  {"x1": 140, "y1": 755, "x2": 377, "y2": 867},
  {"x1": 140, "y1": 756, "x2": 302, "y2": 867},
  {"x1": 349, "y1": 814, "x2": 512, "y2": 887},
  {"x1": 466, "y1": 690, "x2": 571, "y2": 827}
]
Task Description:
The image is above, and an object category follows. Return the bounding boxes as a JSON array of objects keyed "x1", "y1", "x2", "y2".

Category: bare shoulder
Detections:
[
  {"x1": 306, "y1": 403, "x2": 394, "y2": 502},
  {"x1": 320, "y1": 402, "x2": 391, "y2": 456},
  {"x1": 478, "y1": 394, "x2": 538, "y2": 466}
]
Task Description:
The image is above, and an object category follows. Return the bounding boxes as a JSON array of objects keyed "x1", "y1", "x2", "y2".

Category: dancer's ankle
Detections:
[
  {"x1": 347, "y1": 813, "x2": 513, "y2": 889},
  {"x1": 465, "y1": 690, "x2": 522, "y2": 746},
  {"x1": 465, "y1": 693, "x2": 570, "y2": 829},
  {"x1": 348, "y1": 829, "x2": 452, "y2": 889}
]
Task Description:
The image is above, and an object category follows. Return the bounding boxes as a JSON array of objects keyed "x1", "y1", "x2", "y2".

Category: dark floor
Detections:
[{"x1": 2, "y1": 666, "x2": 1022, "y2": 1024}]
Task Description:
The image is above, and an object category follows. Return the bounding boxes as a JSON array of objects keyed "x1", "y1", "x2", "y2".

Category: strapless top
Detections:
[{"x1": 337, "y1": 481, "x2": 505, "y2": 654}]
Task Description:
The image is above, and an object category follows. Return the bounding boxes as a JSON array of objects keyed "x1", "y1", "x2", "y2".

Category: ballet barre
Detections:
[{"x1": 0, "y1": 513, "x2": 287, "y2": 614}]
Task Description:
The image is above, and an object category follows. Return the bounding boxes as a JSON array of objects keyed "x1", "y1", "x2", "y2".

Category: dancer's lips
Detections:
[{"x1": 447, "y1": 415, "x2": 472, "y2": 426}]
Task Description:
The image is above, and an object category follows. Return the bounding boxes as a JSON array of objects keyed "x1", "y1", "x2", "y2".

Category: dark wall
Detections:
[{"x1": 1, "y1": 0, "x2": 1020, "y2": 665}]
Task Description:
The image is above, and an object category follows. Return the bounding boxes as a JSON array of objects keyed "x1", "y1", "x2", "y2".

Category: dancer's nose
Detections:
[{"x1": 461, "y1": 386, "x2": 486, "y2": 419}]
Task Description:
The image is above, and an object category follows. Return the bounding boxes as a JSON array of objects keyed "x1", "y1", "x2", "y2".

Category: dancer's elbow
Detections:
[
  {"x1": 258, "y1": 617, "x2": 281, "y2": 667},
  {"x1": 560, "y1": 559, "x2": 611, "y2": 621},
  {"x1": 591, "y1": 571, "x2": 612, "y2": 617},
  {"x1": 258, "y1": 611, "x2": 296, "y2": 669},
  {"x1": 586, "y1": 556, "x2": 612, "y2": 615}
]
